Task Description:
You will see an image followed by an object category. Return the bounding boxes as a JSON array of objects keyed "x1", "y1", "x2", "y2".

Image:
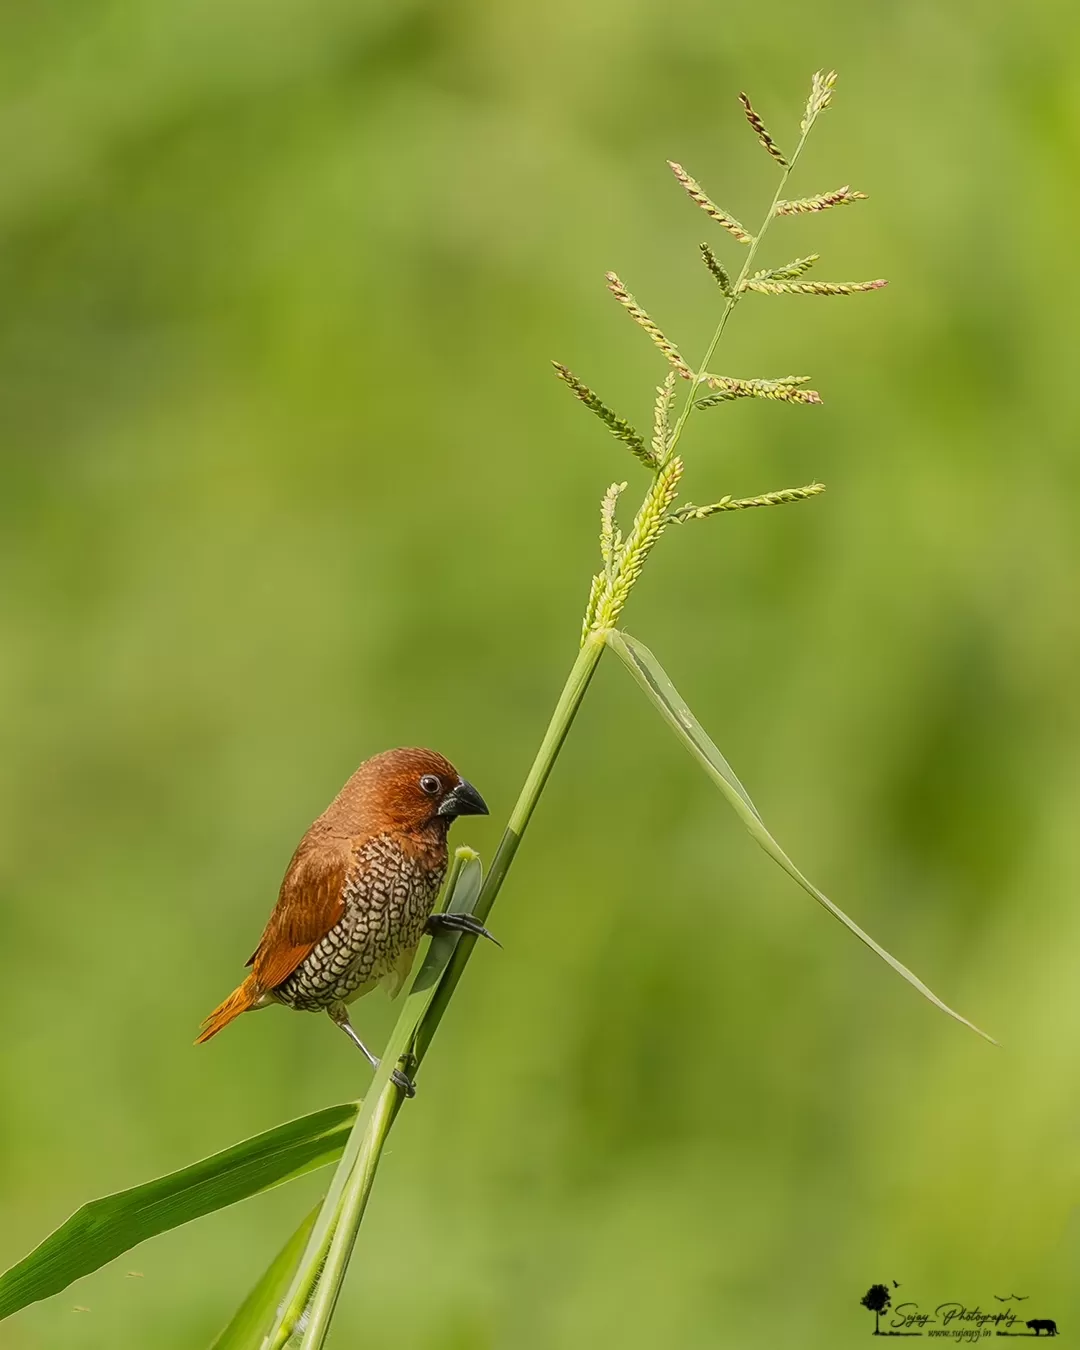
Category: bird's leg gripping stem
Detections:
[{"x1": 328, "y1": 1005, "x2": 417, "y2": 1097}]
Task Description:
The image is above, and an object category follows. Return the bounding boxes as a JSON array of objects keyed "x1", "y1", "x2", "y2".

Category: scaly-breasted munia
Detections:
[{"x1": 197, "y1": 747, "x2": 489, "y2": 1093}]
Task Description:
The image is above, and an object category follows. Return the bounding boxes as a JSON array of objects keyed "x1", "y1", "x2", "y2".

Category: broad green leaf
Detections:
[
  {"x1": 0, "y1": 1103, "x2": 357, "y2": 1323},
  {"x1": 210, "y1": 1204, "x2": 321, "y2": 1350},
  {"x1": 606, "y1": 628, "x2": 995, "y2": 1044},
  {"x1": 265, "y1": 850, "x2": 485, "y2": 1350}
]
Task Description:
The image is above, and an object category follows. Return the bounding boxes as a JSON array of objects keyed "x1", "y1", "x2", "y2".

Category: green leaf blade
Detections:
[
  {"x1": 0, "y1": 1103, "x2": 358, "y2": 1322},
  {"x1": 210, "y1": 1204, "x2": 322, "y2": 1350},
  {"x1": 605, "y1": 628, "x2": 996, "y2": 1045}
]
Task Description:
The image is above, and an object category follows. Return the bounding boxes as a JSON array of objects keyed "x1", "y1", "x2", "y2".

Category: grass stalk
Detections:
[
  {"x1": 296, "y1": 1086, "x2": 398, "y2": 1345},
  {"x1": 415, "y1": 631, "x2": 606, "y2": 1051}
]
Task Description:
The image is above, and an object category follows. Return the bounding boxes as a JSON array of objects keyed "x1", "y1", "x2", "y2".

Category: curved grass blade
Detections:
[
  {"x1": 0, "y1": 1103, "x2": 357, "y2": 1322},
  {"x1": 605, "y1": 628, "x2": 996, "y2": 1045},
  {"x1": 210, "y1": 1204, "x2": 321, "y2": 1350}
]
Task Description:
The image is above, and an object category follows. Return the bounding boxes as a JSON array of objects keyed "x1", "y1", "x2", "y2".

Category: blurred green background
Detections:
[{"x1": 2, "y1": 1, "x2": 1079, "y2": 1346}]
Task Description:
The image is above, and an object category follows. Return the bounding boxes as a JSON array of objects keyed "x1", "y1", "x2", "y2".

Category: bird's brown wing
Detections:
[{"x1": 245, "y1": 836, "x2": 350, "y2": 992}]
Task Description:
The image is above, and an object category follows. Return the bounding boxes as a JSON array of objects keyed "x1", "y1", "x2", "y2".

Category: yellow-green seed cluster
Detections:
[
  {"x1": 551, "y1": 362, "x2": 654, "y2": 468},
  {"x1": 775, "y1": 185, "x2": 868, "y2": 215},
  {"x1": 801, "y1": 69, "x2": 837, "y2": 134},
  {"x1": 652, "y1": 373, "x2": 677, "y2": 463},
  {"x1": 600, "y1": 481, "x2": 627, "y2": 571},
  {"x1": 589, "y1": 456, "x2": 685, "y2": 634},
  {"x1": 670, "y1": 482, "x2": 826, "y2": 522},
  {"x1": 699, "y1": 243, "x2": 732, "y2": 296},
  {"x1": 749, "y1": 255, "x2": 820, "y2": 282},
  {"x1": 579, "y1": 571, "x2": 606, "y2": 646},
  {"x1": 699, "y1": 375, "x2": 822, "y2": 405},
  {"x1": 604, "y1": 273, "x2": 694, "y2": 380},
  {"x1": 741, "y1": 278, "x2": 887, "y2": 296}
]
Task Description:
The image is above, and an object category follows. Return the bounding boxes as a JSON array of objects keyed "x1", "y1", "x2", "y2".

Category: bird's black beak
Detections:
[{"x1": 438, "y1": 778, "x2": 489, "y2": 818}]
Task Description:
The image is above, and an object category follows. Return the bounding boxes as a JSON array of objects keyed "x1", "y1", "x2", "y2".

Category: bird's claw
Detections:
[
  {"x1": 426, "y1": 911, "x2": 501, "y2": 947},
  {"x1": 391, "y1": 1066, "x2": 417, "y2": 1098}
]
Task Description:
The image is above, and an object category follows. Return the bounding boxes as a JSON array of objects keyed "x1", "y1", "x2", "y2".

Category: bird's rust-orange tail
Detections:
[{"x1": 196, "y1": 975, "x2": 260, "y2": 1044}]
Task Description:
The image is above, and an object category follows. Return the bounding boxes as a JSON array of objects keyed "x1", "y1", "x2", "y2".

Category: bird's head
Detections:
[{"x1": 348, "y1": 747, "x2": 489, "y2": 835}]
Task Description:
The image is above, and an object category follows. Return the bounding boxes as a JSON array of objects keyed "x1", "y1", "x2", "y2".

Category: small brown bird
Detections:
[{"x1": 197, "y1": 747, "x2": 490, "y2": 1093}]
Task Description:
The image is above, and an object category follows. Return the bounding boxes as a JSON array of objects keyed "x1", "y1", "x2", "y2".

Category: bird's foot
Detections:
[
  {"x1": 391, "y1": 1051, "x2": 418, "y2": 1098},
  {"x1": 391, "y1": 1067, "x2": 417, "y2": 1098},
  {"x1": 329, "y1": 1007, "x2": 416, "y2": 1095},
  {"x1": 426, "y1": 911, "x2": 501, "y2": 947}
]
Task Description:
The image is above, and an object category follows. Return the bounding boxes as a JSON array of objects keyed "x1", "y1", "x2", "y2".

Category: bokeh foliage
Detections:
[{"x1": 1, "y1": 1, "x2": 1078, "y2": 1347}]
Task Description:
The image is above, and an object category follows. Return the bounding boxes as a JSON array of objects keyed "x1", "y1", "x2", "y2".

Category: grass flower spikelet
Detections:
[
  {"x1": 605, "y1": 273, "x2": 695, "y2": 380},
  {"x1": 738, "y1": 92, "x2": 787, "y2": 166},
  {"x1": 801, "y1": 69, "x2": 838, "y2": 133},
  {"x1": 600, "y1": 481, "x2": 627, "y2": 571},
  {"x1": 592, "y1": 456, "x2": 684, "y2": 631},
  {"x1": 699, "y1": 243, "x2": 732, "y2": 295},
  {"x1": 740, "y1": 278, "x2": 887, "y2": 296},
  {"x1": 580, "y1": 571, "x2": 605, "y2": 644},
  {"x1": 667, "y1": 162, "x2": 753, "y2": 244},
  {"x1": 671, "y1": 482, "x2": 826, "y2": 521},
  {"x1": 698, "y1": 375, "x2": 822, "y2": 405},
  {"x1": 775, "y1": 185, "x2": 867, "y2": 215},
  {"x1": 750, "y1": 255, "x2": 819, "y2": 281},
  {"x1": 652, "y1": 373, "x2": 677, "y2": 463},
  {"x1": 552, "y1": 362, "x2": 654, "y2": 467}
]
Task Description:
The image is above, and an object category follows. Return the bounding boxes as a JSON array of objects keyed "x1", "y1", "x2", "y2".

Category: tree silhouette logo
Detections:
[{"x1": 861, "y1": 1284, "x2": 892, "y2": 1335}]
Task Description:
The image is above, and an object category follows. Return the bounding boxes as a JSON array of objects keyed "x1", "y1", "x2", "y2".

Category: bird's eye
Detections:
[{"x1": 419, "y1": 774, "x2": 442, "y2": 796}]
